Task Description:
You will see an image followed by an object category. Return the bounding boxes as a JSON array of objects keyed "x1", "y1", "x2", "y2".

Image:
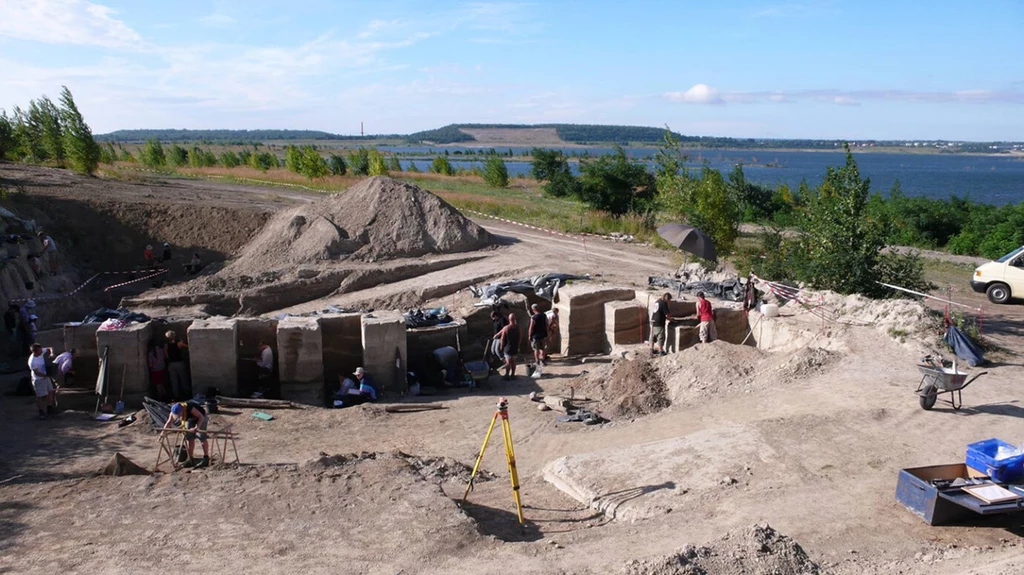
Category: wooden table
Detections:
[{"x1": 154, "y1": 425, "x2": 240, "y2": 472}]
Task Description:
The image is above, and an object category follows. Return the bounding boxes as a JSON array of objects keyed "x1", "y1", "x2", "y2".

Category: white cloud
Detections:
[
  {"x1": 0, "y1": 0, "x2": 141, "y2": 48},
  {"x1": 665, "y1": 84, "x2": 724, "y2": 105},
  {"x1": 199, "y1": 13, "x2": 236, "y2": 28}
]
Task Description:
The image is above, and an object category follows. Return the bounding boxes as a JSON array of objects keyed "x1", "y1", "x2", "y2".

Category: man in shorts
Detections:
[
  {"x1": 697, "y1": 292, "x2": 717, "y2": 343},
  {"x1": 545, "y1": 307, "x2": 560, "y2": 360},
  {"x1": 162, "y1": 400, "x2": 211, "y2": 468},
  {"x1": 528, "y1": 304, "x2": 548, "y2": 368},
  {"x1": 650, "y1": 293, "x2": 673, "y2": 356},
  {"x1": 27, "y1": 343, "x2": 56, "y2": 419},
  {"x1": 494, "y1": 312, "x2": 520, "y2": 381}
]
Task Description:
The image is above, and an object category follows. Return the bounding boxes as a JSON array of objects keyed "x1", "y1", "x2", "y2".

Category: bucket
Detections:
[{"x1": 760, "y1": 303, "x2": 780, "y2": 318}]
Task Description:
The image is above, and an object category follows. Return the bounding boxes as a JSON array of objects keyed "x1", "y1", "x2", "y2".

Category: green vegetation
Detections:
[
  {"x1": 430, "y1": 155, "x2": 455, "y2": 176},
  {"x1": 367, "y1": 149, "x2": 388, "y2": 176},
  {"x1": 94, "y1": 129, "x2": 394, "y2": 143},
  {"x1": 0, "y1": 87, "x2": 101, "y2": 174},
  {"x1": 328, "y1": 154, "x2": 347, "y2": 176},
  {"x1": 482, "y1": 155, "x2": 509, "y2": 188},
  {"x1": 407, "y1": 124, "x2": 477, "y2": 144},
  {"x1": 347, "y1": 148, "x2": 370, "y2": 176}
]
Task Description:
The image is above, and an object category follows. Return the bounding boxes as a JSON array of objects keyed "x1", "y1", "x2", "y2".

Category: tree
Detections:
[
  {"x1": 328, "y1": 154, "x2": 347, "y2": 175},
  {"x1": 797, "y1": 145, "x2": 884, "y2": 294},
  {"x1": 57, "y1": 87, "x2": 100, "y2": 174},
  {"x1": 99, "y1": 142, "x2": 117, "y2": 165},
  {"x1": 347, "y1": 148, "x2": 370, "y2": 175},
  {"x1": 367, "y1": 149, "x2": 389, "y2": 176},
  {"x1": 430, "y1": 155, "x2": 455, "y2": 176},
  {"x1": 482, "y1": 155, "x2": 509, "y2": 188},
  {"x1": 0, "y1": 111, "x2": 14, "y2": 160},
  {"x1": 658, "y1": 164, "x2": 739, "y2": 257},
  {"x1": 167, "y1": 144, "x2": 188, "y2": 167},
  {"x1": 386, "y1": 154, "x2": 402, "y2": 172},
  {"x1": 727, "y1": 164, "x2": 775, "y2": 222},
  {"x1": 219, "y1": 150, "x2": 241, "y2": 168},
  {"x1": 576, "y1": 146, "x2": 656, "y2": 215},
  {"x1": 530, "y1": 148, "x2": 570, "y2": 181},
  {"x1": 118, "y1": 146, "x2": 136, "y2": 163},
  {"x1": 284, "y1": 144, "x2": 303, "y2": 173},
  {"x1": 298, "y1": 146, "x2": 328, "y2": 179},
  {"x1": 249, "y1": 151, "x2": 278, "y2": 172},
  {"x1": 140, "y1": 139, "x2": 166, "y2": 167},
  {"x1": 30, "y1": 96, "x2": 64, "y2": 165}
]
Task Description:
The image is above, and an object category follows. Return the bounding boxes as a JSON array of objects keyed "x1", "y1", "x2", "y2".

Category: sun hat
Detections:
[{"x1": 355, "y1": 367, "x2": 365, "y2": 376}]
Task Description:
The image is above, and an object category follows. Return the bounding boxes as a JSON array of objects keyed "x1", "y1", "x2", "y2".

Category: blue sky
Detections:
[{"x1": 1, "y1": 0, "x2": 1022, "y2": 140}]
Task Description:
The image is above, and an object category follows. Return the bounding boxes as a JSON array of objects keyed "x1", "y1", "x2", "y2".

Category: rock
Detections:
[{"x1": 537, "y1": 404, "x2": 551, "y2": 412}]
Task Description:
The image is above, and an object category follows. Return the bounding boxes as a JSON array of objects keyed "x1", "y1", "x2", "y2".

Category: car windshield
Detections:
[{"x1": 996, "y1": 247, "x2": 1024, "y2": 263}]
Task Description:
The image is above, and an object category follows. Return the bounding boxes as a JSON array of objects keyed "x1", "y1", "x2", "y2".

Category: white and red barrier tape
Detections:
[
  {"x1": 103, "y1": 268, "x2": 169, "y2": 292},
  {"x1": 9, "y1": 267, "x2": 170, "y2": 304},
  {"x1": 463, "y1": 209, "x2": 637, "y2": 243}
]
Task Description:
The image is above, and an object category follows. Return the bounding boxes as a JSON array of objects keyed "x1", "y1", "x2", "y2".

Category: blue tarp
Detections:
[{"x1": 943, "y1": 325, "x2": 985, "y2": 367}]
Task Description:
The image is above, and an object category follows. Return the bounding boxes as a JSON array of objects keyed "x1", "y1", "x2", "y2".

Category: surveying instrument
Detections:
[{"x1": 461, "y1": 397, "x2": 525, "y2": 524}]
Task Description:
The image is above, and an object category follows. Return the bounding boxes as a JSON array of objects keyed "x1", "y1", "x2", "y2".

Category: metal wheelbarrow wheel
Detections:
[{"x1": 919, "y1": 384, "x2": 938, "y2": 410}]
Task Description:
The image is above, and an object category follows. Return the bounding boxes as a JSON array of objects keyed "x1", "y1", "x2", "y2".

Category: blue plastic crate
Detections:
[{"x1": 966, "y1": 438, "x2": 1024, "y2": 483}]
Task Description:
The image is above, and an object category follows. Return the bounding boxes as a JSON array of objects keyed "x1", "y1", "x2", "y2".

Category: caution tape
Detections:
[
  {"x1": 8, "y1": 267, "x2": 171, "y2": 304},
  {"x1": 463, "y1": 210, "x2": 637, "y2": 243},
  {"x1": 104, "y1": 268, "x2": 168, "y2": 292}
]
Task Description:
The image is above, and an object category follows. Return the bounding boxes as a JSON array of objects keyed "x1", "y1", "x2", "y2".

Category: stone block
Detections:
[
  {"x1": 675, "y1": 324, "x2": 700, "y2": 352},
  {"x1": 361, "y1": 311, "x2": 407, "y2": 396},
  {"x1": 277, "y1": 316, "x2": 323, "y2": 385},
  {"x1": 715, "y1": 308, "x2": 751, "y2": 344},
  {"x1": 187, "y1": 317, "x2": 239, "y2": 396},
  {"x1": 555, "y1": 285, "x2": 635, "y2": 356},
  {"x1": 96, "y1": 321, "x2": 154, "y2": 396},
  {"x1": 604, "y1": 300, "x2": 648, "y2": 346},
  {"x1": 320, "y1": 313, "x2": 363, "y2": 383}
]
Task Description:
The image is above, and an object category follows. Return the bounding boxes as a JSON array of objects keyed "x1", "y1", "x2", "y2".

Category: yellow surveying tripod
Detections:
[{"x1": 461, "y1": 397, "x2": 524, "y2": 524}]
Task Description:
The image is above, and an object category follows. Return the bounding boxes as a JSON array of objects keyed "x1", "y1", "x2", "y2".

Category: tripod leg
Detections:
[
  {"x1": 462, "y1": 413, "x2": 499, "y2": 506},
  {"x1": 502, "y1": 418, "x2": 525, "y2": 524}
]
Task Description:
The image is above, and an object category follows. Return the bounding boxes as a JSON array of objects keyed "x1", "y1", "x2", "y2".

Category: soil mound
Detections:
[
  {"x1": 229, "y1": 176, "x2": 494, "y2": 272},
  {"x1": 98, "y1": 452, "x2": 151, "y2": 476},
  {"x1": 303, "y1": 450, "x2": 495, "y2": 484},
  {"x1": 575, "y1": 342, "x2": 839, "y2": 418},
  {"x1": 575, "y1": 358, "x2": 670, "y2": 418},
  {"x1": 624, "y1": 524, "x2": 820, "y2": 575}
]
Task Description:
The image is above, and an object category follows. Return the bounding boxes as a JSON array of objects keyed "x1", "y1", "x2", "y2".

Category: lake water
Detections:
[{"x1": 375, "y1": 146, "x2": 1024, "y2": 206}]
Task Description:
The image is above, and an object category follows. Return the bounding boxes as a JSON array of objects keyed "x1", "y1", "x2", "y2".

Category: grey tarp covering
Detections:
[
  {"x1": 647, "y1": 276, "x2": 745, "y2": 302},
  {"x1": 943, "y1": 325, "x2": 985, "y2": 367},
  {"x1": 142, "y1": 396, "x2": 172, "y2": 429},
  {"x1": 470, "y1": 273, "x2": 590, "y2": 306}
]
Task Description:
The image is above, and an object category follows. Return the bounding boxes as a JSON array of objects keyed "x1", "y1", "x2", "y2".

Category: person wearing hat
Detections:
[
  {"x1": 27, "y1": 343, "x2": 56, "y2": 419},
  {"x1": 333, "y1": 367, "x2": 377, "y2": 408},
  {"x1": 37, "y1": 231, "x2": 58, "y2": 275},
  {"x1": 27, "y1": 314, "x2": 38, "y2": 345},
  {"x1": 143, "y1": 244, "x2": 155, "y2": 267},
  {"x1": 161, "y1": 400, "x2": 210, "y2": 468},
  {"x1": 161, "y1": 242, "x2": 172, "y2": 262}
]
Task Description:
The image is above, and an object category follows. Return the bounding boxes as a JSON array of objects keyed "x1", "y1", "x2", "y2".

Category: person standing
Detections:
[
  {"x1": 147, "y1": 340, "x2": 169, "y2": 400},
  {"x1": 545, "y1": 307, "x2": 560, "y2": 362},
  {"x1": 27, "y1": 343, "x2": 55, "y2": 419},
  {"x1": 161, "y1": 242, "x2": 172, "y2": 263},
  {"x1": 38, "y1": 232, "x2": 58, "y2": 275},
  {"x1": 489, "y1": 309, "x2": 507, "y2": 367},
  {"x1": 162, "y1": 400, "x2": 210, "y2": 468},
  {"x1": 164, "y1": 330, "x2": 190, "y2": 399},
  {"x1": 651, "y1": 293, "x2": 673, "y2": 355},
  {"x1": 528, "y1": 304, "x2": 548, "y2": 368},
  {"x1": 494, "y1": 313, "x2": 520, "y2": 381},
  {"x1": 143, "y1": 245, "x2": 155, "y2": 267},
  {"x1": 696, "y1": 292, "x2": 717, "y2": 343}
]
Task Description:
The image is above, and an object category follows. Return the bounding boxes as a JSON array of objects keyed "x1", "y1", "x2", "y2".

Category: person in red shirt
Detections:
[
  {"x1": 143, "y1": 244, "x2": 155, "y2": 267},
  {"x1": 696, "y1": 292, "x2": 717, "y2": 343}
]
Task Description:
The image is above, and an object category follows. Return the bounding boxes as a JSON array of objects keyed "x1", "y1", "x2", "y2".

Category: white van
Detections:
[{"x1": 971, "y1": 246, "x2": 1024, "y2": 304}]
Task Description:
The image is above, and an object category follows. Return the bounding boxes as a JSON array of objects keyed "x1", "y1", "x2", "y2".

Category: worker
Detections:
[
  {"x1": 651, "y1": 293, "x2": 673, "y2": 355},
  {"x1": 164, "y1": 330, "x2": 190, "y2": 400},
  {"x1": 53, "y1": 348, "x2": 76, "y2": 386},
  {"x1": 37, "y1": 231, "x2": 58, "y2": 275},
  {"x1": 697, "y1": 292, "x2": 717, "y2": 343},
  {"x1": 334, "y1": 367, "x2": 377, "y2": 407},
  {"x1": 528, "y1": 303, "x2": 547, "y2": 370},
  {"x1": 27, "y1": 343, "x2": 56, "y2": 419},
  {"x1": 161, "y1": 242, "x2": 172, "y2": 262},
  {"x1": 494, "y1": 312, "x2": 520, "y2": 380},
  {"x1": 143, "y1": 244, "x2": 155, "y2": 267},
  {"x1": 545, "y1": 307, "x2": 560, "y2": 363},
  {"x1": 161, "y1": 400, "x2": 210, "y2": 468},
  {"x1": 253, "y1": 340, "x2": 274, "y2": 397}
]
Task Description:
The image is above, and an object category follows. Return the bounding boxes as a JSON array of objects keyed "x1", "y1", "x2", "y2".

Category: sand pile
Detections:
[
  {"x1": 228, "y1": 176, "x2": 494, "y2": 273},
  {"x1": 623, "y1": 524, "x2": 820, "y2": 575},
  {"x1": 575, "y1": 342, "x2": 838, "y2": 417}
]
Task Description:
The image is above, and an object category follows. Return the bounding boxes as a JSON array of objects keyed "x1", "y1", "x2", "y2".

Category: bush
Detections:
[
  {"x1": 482, "y1": 156, "x2": 508, "y2": 188},
  {"x1": 328, "y1": 154, "x2": 346, "y2": 175},
  {"x1": 430, "y1": 155, "x2": 455, "y2": 176}
]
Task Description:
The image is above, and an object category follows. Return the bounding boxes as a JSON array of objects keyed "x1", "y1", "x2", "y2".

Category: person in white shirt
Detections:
[
  {"x1": 27, "y1": 343, "x2": 55, "y2": 419},
  {"x1": 37, "y1": 231, "x2": 58, "y2": 275},
  {"x1": 54, "y1": 348, "x2": 76, "y2": 385},
  {"x1": 253, "y1": 340, "x2": 274, "y2": 396}
]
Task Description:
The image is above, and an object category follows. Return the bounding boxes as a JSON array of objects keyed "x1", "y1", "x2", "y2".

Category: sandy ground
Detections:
[{"x1": 1, "y1": 165, "x2": 1023, "y2": 574}]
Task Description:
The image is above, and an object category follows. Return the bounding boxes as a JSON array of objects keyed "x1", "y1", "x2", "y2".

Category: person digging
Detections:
[
  {"x1": 651, "y1": 292, "x2": 673, "y2": 355},
  {"x1": 162, "y1": 401, "x2": 210, "y2": 468}
]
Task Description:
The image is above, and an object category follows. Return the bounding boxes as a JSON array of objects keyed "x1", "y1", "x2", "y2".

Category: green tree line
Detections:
[{"x1": 0, "y1": 86, "x2": 102, "y2": 175}]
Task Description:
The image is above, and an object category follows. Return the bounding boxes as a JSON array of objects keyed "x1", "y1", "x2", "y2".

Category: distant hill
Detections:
[
  {"x1": 95, "y1": 129, "x2": 394, "y2": 143},
  {"x1": 406, "y1": 123, "x2": 686, "y2": 145}
]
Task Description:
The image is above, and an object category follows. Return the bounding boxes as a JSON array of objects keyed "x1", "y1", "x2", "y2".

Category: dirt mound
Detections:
[
  {"x1": 97, "y1": 452, "x2": 151, "y2": 476},
  {"x1": 228, "y1": 176, "x2": 494, "y2": 273},
  {"x1": 575, "y1": 358, "x2": 671, "y2": 418},
  {"x1": 576, "y1": 343, "x2": 839, "y2": 418},
  {"x1": 624, "y1": 524, "x2": 820, "y2": 575}
]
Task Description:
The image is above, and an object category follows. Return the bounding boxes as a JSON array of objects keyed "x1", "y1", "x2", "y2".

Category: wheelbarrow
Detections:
[{"x1": 915, "y1": 356, "x2": 988, "y2": 411}]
